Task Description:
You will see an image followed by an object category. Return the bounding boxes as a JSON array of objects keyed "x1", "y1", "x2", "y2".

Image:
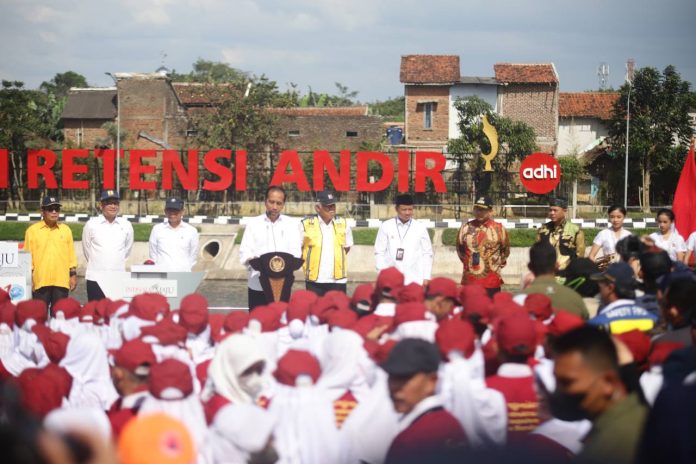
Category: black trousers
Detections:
[
  {"x1": 32, "y1": 286, "x2": 69, "y2": 312},
  {"x1": 86, "y1": 280, "x2": 106, "y2": 301},
  {"x1": 486, "y1": 287, "x2": 501, "y2": 298},
  {"x1": 248, "y1": 288, "x2": 268, "y2": 311},
  {"x1": 305, "y1": 281, "x2": 347, "y2": 296}
]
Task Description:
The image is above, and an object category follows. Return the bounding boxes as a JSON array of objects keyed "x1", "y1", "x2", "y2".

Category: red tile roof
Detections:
[
  {"x1": 171, "y1": 83, "x2": 235, "y2": 105},
  {"x1": 494, "y1": 63, "x2": 558, "y2": 84},
  {"x1": 559, "y1": 92, "x2": 620, "y2": 120},
  {"x1": 270, "y1": 106, "x2": 369, "y2": 116},
  {"x1": 400, "y1": 55, "x2": 460, "y2": 84}
]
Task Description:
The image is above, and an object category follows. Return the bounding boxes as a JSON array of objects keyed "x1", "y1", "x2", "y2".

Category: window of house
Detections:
[
  {"x1": 423, "y1": 102, "x2": 433, "y2": 129},
  {"x1": 186, "y1": 129, "x2": 198, "y2": 137},
  {"x1": 346, "y1": 131, "x2": 358, "y2": 137},
  {"x1": 76, "y1": 128, "x2": 83, "y2": 146},
  {"x1": 288, "y1": 129, "x2": 300, "y2": 137}
]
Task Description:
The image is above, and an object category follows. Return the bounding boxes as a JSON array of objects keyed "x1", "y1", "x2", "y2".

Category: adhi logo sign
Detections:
[{"x1": 519, "y1": 153, "x2": 561, "y2": 194}]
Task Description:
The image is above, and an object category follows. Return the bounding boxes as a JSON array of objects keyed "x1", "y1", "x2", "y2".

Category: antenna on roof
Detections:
[
  {"x1": 156, "y1": 51, "x2": 170, "y2": 76},
  {"x1": 597, "y1": 62, "x2": 609, "y2": 90}
]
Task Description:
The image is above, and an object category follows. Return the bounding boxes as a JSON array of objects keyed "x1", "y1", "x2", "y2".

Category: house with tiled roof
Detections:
[
  {"x1": 400, "y1": 55, "x2": 499, "y2": 147},
  {"x1": 494, "y1": 63, "x2": 559, "y2": 153},
  {"x1": 557, "y1": 92, "x2": 619, "y2": 157},
  {"x1": 400, "y1": 57, "x2": 560, "y2": 152}
]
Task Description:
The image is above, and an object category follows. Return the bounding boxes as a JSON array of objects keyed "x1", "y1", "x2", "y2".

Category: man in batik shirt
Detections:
[{"x1": 456, "y1": 195, "x2": 510, "y2": 297}]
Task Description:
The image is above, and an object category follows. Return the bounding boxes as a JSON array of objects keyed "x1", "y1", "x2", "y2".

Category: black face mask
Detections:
[{"x1": 548, "y1": 390, "x2": 587, "y2": 422}]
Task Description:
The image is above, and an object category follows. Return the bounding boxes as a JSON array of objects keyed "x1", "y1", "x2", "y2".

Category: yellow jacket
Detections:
[{"x1": 301, "y1": 216, "x2": 347, "y2": 282}]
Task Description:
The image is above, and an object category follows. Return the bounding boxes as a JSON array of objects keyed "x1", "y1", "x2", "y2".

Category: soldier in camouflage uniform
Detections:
[{"x1": 536, "y1": 197, "x2": 585, "y2": 276}]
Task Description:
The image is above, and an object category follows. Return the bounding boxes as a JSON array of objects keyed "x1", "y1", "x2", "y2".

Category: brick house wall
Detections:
[
  {"x1": 404, "y1": 85, "x2": 450, "y2": 145},
  {"x1": 275, "y1": 114, "x2": 384, "y2": 152},
  {"x1": 117, "y1": 78, "x2": 188, "y2": 151},
  {"x1": 498, "y1": 83, "x2": 558, "y2": 152},
  {"x1": 63, "y1": 119, "x2": 111, "y2": 148}
]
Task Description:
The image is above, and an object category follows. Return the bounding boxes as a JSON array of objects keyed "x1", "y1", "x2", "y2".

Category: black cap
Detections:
[
  {"x1": 473, "y1": 195, "x2": 493, "y2": 209},
  {"x1": 590, "y1": 262, "x2": 635, "y2": 288},
  {"x1": 165, "y1": 197, "x2": 184, "y2": 211},
  {"x1": 395, "y1": 194, "x2": 414, "y2": 206},
  {"x1": 100, "y1": 189, "x2": 120, "y2": 202},
  {"x1": 549, "y1": 197, "x2": 568, "y2": 209},
  {"x1": 41, "y1": 196, "x2": 62, "y2": 208},
  {"x1": 316, "y1": 191, "x2": 337, "y2": 205},
  {"x1": 381, "y1": 338, "x2": 441, "y2": 376}
]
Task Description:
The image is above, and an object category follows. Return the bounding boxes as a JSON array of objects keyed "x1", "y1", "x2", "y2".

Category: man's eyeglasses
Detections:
[
  {"x1": 43, "y1": 206, "x2": 61, "y2": 212},
  {"x1": 102, "y1": 200, "x2": 120, "y2": 206}
]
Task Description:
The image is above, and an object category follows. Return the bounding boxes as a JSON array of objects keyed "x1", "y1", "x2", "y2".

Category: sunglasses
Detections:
[{"x1": 44, "y1": 206, "x2": 61, "y2": 212}]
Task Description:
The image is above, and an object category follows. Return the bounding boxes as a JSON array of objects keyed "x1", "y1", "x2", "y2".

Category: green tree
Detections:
[
  {"x1": 39, "y1": 71, "x2": 88, "y2": 97},
  {"x1": 170, "y1": 58, "x2": 248, "y2": 83},
  {"x1": 608, "y1": 65, "x2": 694, "y2": 211},
  {"x1": 369, "y1": 96, "x2": 405, "y2": 121},
  {"x1": 447, "y1": 96, "x2": 538, "y2": 204}
]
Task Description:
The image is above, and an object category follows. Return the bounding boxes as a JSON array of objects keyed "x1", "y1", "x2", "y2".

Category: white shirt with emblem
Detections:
[
  {"x1": 148, "y1": 220, "x2": 199, "y2": 271},
  {"x1": 239, "y1": 214, "x2": 302, "y2": 291},
  {"x1": 82, "y1": 215, "x2": 134, "y2": 281},
  {"x1": 374, "y1": 218, "x2": 433, "y2": 284}
]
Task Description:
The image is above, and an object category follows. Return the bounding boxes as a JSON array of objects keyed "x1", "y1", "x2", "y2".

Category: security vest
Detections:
[{"x1": 301, "y1": 215, "x2": 347, "y2": 282}]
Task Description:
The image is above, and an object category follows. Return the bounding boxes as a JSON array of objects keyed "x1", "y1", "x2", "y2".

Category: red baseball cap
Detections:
[
  {"x1": 547, "y1": 311, "x2": 585, "y2": 337},
  {"x1": 148, "y1": 359, "x2": 194, "y2": 400},
  {"x1": 425, "y1": 278, "x2": 458, "y2": 301},
  {"x1": 524, "y1": 293, "x2": 554, "y2": 321},
  {"x1": 327, "y1": 308, "x2": 358, "y2": 330},
  {"x1": 222, "y1": 311, "x2": 250, "y2": 335},
  {"x1": 324, "y1": 291, "x2": 351, "y2": 308},
  {"x1": 375, "y1": 267, "x2": 404, "y2": 299},
  {"x1": 126, "y1": 293, "x2": 170, "y2": 322},
  {"x1": 267, "y1": 302, "x2": 289, "y2": 320},
  {"x1": 178, "y1": 293, "x2": 209, "y2": 335},
  {"x1": 94, "y1": 298, "x2": 112, "y2": 325},
  {"x1": 617, "y1": 330, "x2": 651, "y2": 365},
  {"x1": 310, "y1": 295, "x2": 343, "y2": 324},
  {"x1": 33, "y1": 325, "x2": 70, "y2": 364},
  {"x1": 393, "y1": 302, "x2": 428, "y2": 327},
  {"x1": 16, "y1": 299, "x2": 48, "y2": 327},
  {"x1": 351, "y1": 284, "x2": 375, "y2": 313},
  {"x1": 18, "y1": 368, "x2": 64, "y2": 418},
  {"x1": 273, "y1": 349, "x2": 321, "y2": 386},
  {"x1": 0, "y1": 301, "x2": 16, "y2": 328},
  {"x1": 435, "y1": 318, "x2": 476, "y2": 359},
  {"x1": 0, "y1": 287, "x2": 9, "y2": 304},
  {"x1": 458, "y1": 284, "x2": 489, "y2": 307},
  {"x1": 112, "y1": 339, "x2": 157, "y2": 375},
  {"x1": 495, "y1": 312, "x2": 537, "y2": 356},
  {"x1": 51, "y1": 297, "x2": 81, "y2": 320},
  {"x1": 79, "y1": 301, "x2": 98, "y2": 324},
  {"x1": 140, "y1": 317, "x2": 187, "y2": 346},
  {"x1": 249, "y1": 306, "x2": 282, "y2": 332},
  {"x1": 460, "y1": 294, "x2": 493, "y2": 325},
  {"x1": 395, "y1": 283, "x2": 424, "y2": 304},
  {"x1": 288, "y1": 290, "x2": 318, "y2": 321}
]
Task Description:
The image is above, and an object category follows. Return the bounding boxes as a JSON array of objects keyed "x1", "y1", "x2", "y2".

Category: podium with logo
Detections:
[
  {"x1": 249, "y1": 252, "x2": 303, "y2": 303},
  {"x1": 96, "y1": 266, "x2": 206, "y2": 308}
]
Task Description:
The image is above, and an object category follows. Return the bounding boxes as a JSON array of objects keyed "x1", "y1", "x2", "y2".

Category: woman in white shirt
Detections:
[
  {"x1": 589, "y1": 205, "x2": 632, "y2": 263},
  {"x1": 649, "y1": 208, "x2": 686, "y2": 261}
]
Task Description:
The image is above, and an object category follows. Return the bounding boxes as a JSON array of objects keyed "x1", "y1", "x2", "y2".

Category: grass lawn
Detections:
[{"x1": 0, "y1": 222, "x2": 154, "y2": 242}]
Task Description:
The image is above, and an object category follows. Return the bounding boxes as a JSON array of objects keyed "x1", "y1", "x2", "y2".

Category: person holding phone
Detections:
[{"x1": 456, "y1": 195, "x2": 510, "y2": 297}]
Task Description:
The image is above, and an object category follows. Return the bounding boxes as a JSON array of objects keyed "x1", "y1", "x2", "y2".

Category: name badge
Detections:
[{"x1": 396, "y1": 248, "x2": 404, "y2": 261}]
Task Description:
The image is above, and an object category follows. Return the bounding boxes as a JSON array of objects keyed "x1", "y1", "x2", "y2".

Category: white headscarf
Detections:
[
  {"x1": 316, "y1": 330, "x2": 371, "y2": 403},
  {"x1": 59, "y1": 333, "x2": 118, "y2": 410},
  {"x1": 203, "y1": 333, "x2": 267, "y2": 404},
  {"x1": 391, "y1": 320, "x2": 438, "y2": 343},
  {"x1": 341, "y1": 369, "x2": 400, "y2": 464},
  {"x1": 139, "y1": 393, "x2": 208, "y2": 451},
  {"x1": 120, "y1": 315, "x2": 155, "y2": 342},
  {"x1": 185, "y1": 325, "x2": 214, "y2": 364},
  {"x1": 205, "y1": 403, "x2": 276, "y2": 464},
  {"x1": 44, "y1": 407, "x2": 112, "y2": 443},
  {"x1": 269, "y1": 381, "x2": 342, "y2": 464},
  {"x1": 0, "y1": 322, "x2": 16, "y2": 358}
]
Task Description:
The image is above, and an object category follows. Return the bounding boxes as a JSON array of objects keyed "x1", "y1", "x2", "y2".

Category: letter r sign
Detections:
[{"x1": 519, "y1": 153, "x2": 561, "y2": 194}]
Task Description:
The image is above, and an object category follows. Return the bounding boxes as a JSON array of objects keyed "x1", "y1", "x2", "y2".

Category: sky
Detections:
[{"x1": 1, "y1": 0, "x2": 695, "y2": 101}]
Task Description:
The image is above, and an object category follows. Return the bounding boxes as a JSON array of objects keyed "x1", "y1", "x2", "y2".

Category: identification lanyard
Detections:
[{"x1": 396, "y1": 218, "x2": 412, "y2": 244}]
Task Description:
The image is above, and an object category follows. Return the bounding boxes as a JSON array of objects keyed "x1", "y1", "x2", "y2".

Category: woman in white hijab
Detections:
[
  {"x1": 206, "y1": 403, "x2": 278, "y2": 464},
  {"x1": 59, "y1": 332, "x2": 118, "y2": 410},
  {"x1": 202, "y1": 333, "x2": 268, "y2": 424},
  {"x1": 139, "y1": 358, "x2": 208, "y2": 454}
]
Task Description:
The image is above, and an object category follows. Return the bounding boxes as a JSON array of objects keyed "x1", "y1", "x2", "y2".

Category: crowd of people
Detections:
[{"x1": 2, "y1": 188, "x2": 696, "y2": 463}]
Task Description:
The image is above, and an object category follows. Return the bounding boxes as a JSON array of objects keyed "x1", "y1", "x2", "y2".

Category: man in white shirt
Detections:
[
  {"x1": 239, "y1": 186, "x2": 302, "y2": 310},
  {"x1": 82, "y1": 190, "x2": 134, "y2": 301},
  {"x1": 374, "y1": 194, "x2": 433, "y2": 285},
  {"x1": 148, "y1": 197, "x2": 199, "y2": 272},
  {"x1": 300, "y1": 191, "x2": 353, "y2": 296}
]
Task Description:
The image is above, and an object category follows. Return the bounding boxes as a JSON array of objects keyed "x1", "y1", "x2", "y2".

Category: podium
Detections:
[
  {"x1": 96, "y1": 266, "x2": 206, "y2": 308},
  {"x1": 249, "y1": 252, "x2": 303, "y2": 303}
]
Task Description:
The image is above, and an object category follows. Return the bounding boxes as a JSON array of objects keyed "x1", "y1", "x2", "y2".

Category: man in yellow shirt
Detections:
[{"x1": 23, "y1": 196, "x2": 78, "y2": 311}]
